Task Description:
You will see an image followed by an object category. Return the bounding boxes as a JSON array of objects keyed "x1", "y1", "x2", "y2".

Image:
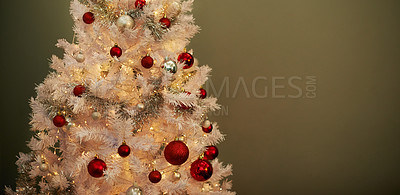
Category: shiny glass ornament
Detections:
[
  {"x1": 53, "y1": 115, "x2": 66, "y2": 127},
  {"x1": 87, "y1": 157, "x2": 107, "y2": 178},
  {"x1": 161, "y1": 59, "x2": 177, "y2": 73},
  {"x1": 190, "y1": 159, "x2": 213, "y2": 181},
  {"x1": 126, "y1": 185, "x2": 142, "y2": 195}
]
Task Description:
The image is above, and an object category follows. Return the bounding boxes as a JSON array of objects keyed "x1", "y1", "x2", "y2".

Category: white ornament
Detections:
[
  {"x1": 92, "y1": 112, "x2": 101, "y2": 120},
  {"x1": 116, "y1": 15, "x2": 135, "y2": 30},
  {"x1": 202, "y1": 120, "x2": 211, "y2": 128},
  {"x1": 126, "y1": 185, "x2": 142, "y2": 195},
  {"x1": 74, "y1": 52, "x2": 85, "y2": 63},
  {"x1": 137, "y1": 103, "x2": 145, "y2": 110},
  {"x1": 166, "y1": 1, "x2": 182, "y2": 18},
  {"x1": 39, "y1": 163, "x2": 49, "y2": 172}
]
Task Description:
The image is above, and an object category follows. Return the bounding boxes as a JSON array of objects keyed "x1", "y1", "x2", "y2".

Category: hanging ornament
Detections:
[
  {"x1": 110, "y1": 45, "x2": 123, "y2": 58},
  {"x1": 137, "y1": 103, "x2": 145, "y2": 110},
  {"x1": 172, "y1": 170, "x2": 181, "y2": 180},
  {"x1": 39, "y1": 163, "x2": 49, "y2": 172},
  {"x1": 118, "y1": 142, "x2": 131, "y2": 158},
  {"x1": 116, "y1": 15, "x2": 135, "y2": 30},
  {"x1": 53, "y1": 114, "x2": 66, "y2": 127},
  {"x1": 135, "y1": 0, "x2": 146, "y2": 9},
  {"x1": 203, "y1": 146, "x2": 219, "y2": 160},
  {"x1": 190, "y1": 159, "x2": 213, "y2": 181},
  {"x1": 74, "y1": 52, "x2": 85, "y2": 63},
  {"x1": 164, "y1": 141, "x2": 189, "y2": 165},
  {"x1": 126, "y1": 185, "x2": 142, "y2": 195},
  {"x1": 161, "y1": 58, "x2": 177, "y2": 73},
  {"x1": 166, "y1": 1, "x2": 182, "y2": 18},
  {"x1": 73, "y1": 85, "x2": 86, "y2": 97},
  {"x1": 141, "y1": 55, "x2": 154, "y2": 69},
  {"x1": 178, "y1": 52, "x2": 194, "y2": 69},
  {"x1": 87, "y1": 157, "x2": 107, "y2": 178},
  {"x1": 83, "y1": 12, "x2": 95, "y2": 24},
  {"x1": 159, "y1": 16, "x2": 171, "y2": 29},
  {"x1": 148, "y1": 170, "x2": 162, "y2": 183},
  {"x1": 202, "y1": 120, "x2": 213, "y2": 133},
  {"x1": 199, "y1": 88, "x2": 207, "y2": 99},
  {"x1": 92, "y1": 111, "x2": 101, "y2": 120}
]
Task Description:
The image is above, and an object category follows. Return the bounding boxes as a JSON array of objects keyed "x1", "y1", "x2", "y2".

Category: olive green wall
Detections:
[{"x1": 1, "y1": 0, "x2": 400, "y2": 194}]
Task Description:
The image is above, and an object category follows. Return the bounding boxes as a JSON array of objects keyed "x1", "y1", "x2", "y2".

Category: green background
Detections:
[{"x1": 1, "y1": 0, "x2": 400, "y2": 194}]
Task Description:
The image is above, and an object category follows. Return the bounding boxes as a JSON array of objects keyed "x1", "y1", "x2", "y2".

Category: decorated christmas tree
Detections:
[{"x1": 6, "y1": 0, "x2": 234, "y2": 194}]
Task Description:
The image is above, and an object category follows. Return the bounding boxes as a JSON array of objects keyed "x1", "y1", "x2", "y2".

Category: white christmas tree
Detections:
[{"x1": 6, "y1": 0, "x2": 234, "y2": 194}]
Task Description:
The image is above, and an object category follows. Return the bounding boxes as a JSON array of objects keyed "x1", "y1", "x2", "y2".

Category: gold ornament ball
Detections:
[
  {"x1": 173, "y1": 171, "x2": 181, "y2": 180},
  {"x1": 39, "y1": 163, "x2": 49, "y2": 172},
  {"x1": 126, "y1": 185, "x2": 142, "y2": 195},
  {"x1": 92, "y1": 112, "x2": 101, "y2": 120},
  {"x1": 116, "y1": 15, "x2": 135, "y2": 30}
]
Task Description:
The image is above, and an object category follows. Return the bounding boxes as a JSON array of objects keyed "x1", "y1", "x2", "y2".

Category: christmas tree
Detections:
[{"x1": 6, "y1": 0, "x2": 234, "y2": 194}]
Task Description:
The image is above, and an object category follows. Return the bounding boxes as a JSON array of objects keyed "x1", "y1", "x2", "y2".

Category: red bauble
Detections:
[
  {"x1": 148, "y1": 170, "x2": 162, "y2": 183},
  {"x1": 110, "y1": 45, "x2": 122, "y2": 58},
  {"x1": 199, "y1": 88, "x2": 207, "y2": 99},
  {"x1": 164, "y1": 141, "x2": 189, "y2": 165},
  {"x1": 83, "y1": 12, "x2": 95, "y2": 24},
  {"x1": 190, "y1": 159, "x2": 213, "y2": 181},
  {"x1": 135, "y1": 0, "x2": 146, "y2": 9},
  {"x1": 178, "y1": 52, "x2": 194, "y2": 69},
  {"x1": 202, "y1": 124, "x2": 213, "y2": 133},
  {"x1": 87, "y1": 158, "x2": 107, "y2": 178},
  {"x1": 159, "y1": 17, "x2": 171, "y2": 29},
  {"x1": 73, "y1": 85, "x2": 86, "y2": 97},
  {"x1": 203, "y1": 146, "x2": 219, "y2": 160},
  {"x1": 141, "y1": 55, "x2": 154, "y2": 69},
  {"x1": 118, "y1": 144, "x2": 131, "y2": 158},
  {"x1": 53, "y1": 115, "x2": 66, "y2": 127}
]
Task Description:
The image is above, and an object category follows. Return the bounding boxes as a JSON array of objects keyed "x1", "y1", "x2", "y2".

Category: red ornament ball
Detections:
[
  {"x1": 178, "y1": 52, "x2": 194, "y2": 69},
  {"x1": 159, "y1": 17, "x2": 171, "y2": 29},
  {"x1": 53, "y1": 115, "x2": 66, "y2": 127},
  {"x1": 73, "y1": 85, "x2": 86, "y2": 97},
  {"x1": 83, "y1": 12, "x2": 95, "y2": 24},
  {"x1": 135, "y1": 0, "x2": 146, "y2": 9},
  {"x1": 148, "y1": 170, "x2": 162, "y2": 183},
  {"x1": 203, "y1": 146, "x2": 219, "y2": 161},
  {"x1": 110, "y1": 45, "x2": 122, "y2": 58},
  {"x1": 87, "y1": 158, "x2": 107, "y2": 178},
  {"x1": 141, "y1": 55, "x2": 154, "y2": 69},
  {"x1": 164, "y1": 141, "x2": 189, "y2": 165},
  {"x1": 199, "y1": 88, "x2": 207, "y2": 99},
  {"x1": 190, "y1": 159, "x2": 213, "y2": 181},
  {"x1": 118, "y1": 144, "x2": 131, "y2": 158},
  {"x1": 202, "y1": 124, "x2": 213, "y2": 133}
]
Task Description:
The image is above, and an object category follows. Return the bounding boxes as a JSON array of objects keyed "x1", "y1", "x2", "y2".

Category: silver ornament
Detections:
[
  {"x1": 126, "y1": 185, "x2": 142, "y2": 195},
  {"x1": 166, "y1": 1, "x2": 182, "y2": 18},
  {"x1": 116, "y1": 15, "x2": 135, "y2": 30},
  {"x1": 137, "y1": 103, "x2": 145, "y2": 110},
  {"x1": 92, "y1": 112, "x2": 101, "y2": 120},
  {"x1": 74, "y1": 52, "x2": 85, "y2": 63},
  {"x1": 39, "y1": 163, "x2": 49, "y2": 172},
  {"x1": 161, "y1": 58, "x2": 177, "y2": 73},
  {"x1": 202, "y1": 120, "x2": 211, "y2": 128}
]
